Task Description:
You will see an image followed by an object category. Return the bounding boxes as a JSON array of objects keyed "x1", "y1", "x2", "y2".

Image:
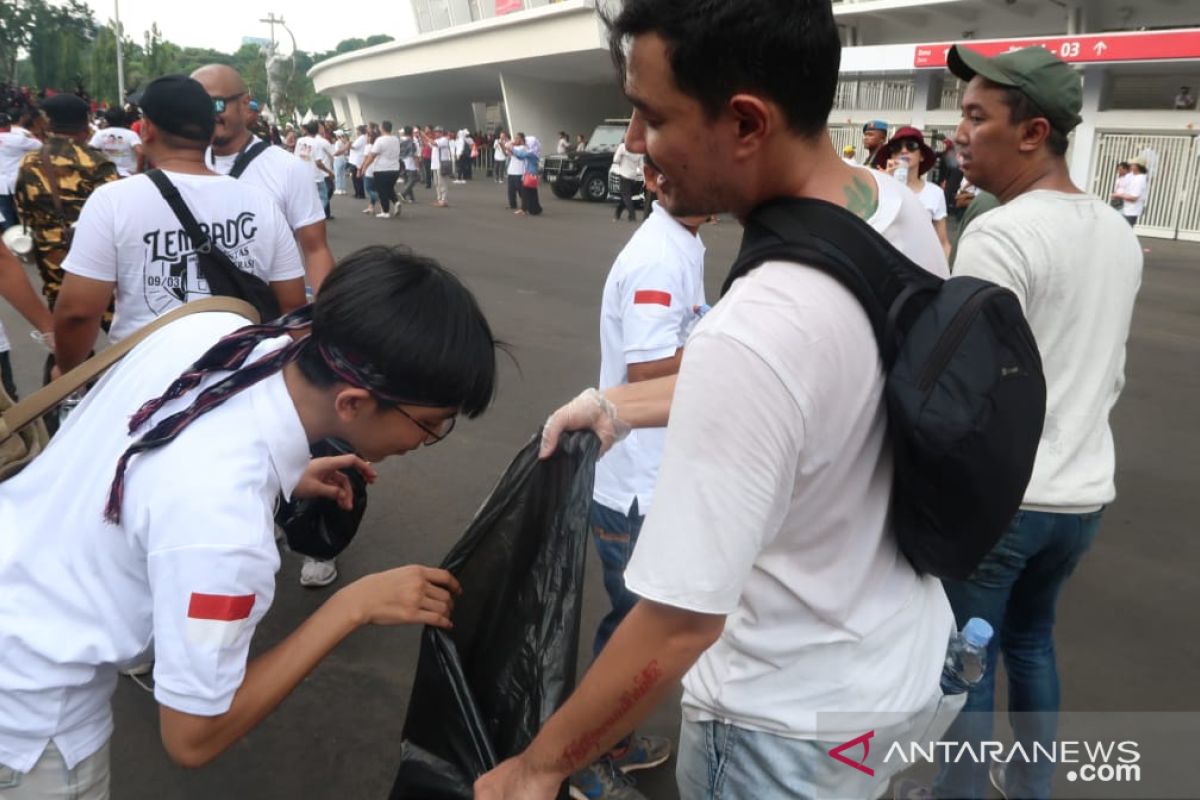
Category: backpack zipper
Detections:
[{"x1": 916, "y1": 286, "x2": 1007, "y2": 392}]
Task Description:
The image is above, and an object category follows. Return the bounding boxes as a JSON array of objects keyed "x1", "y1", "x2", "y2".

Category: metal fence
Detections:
[
  {"x1": 833, "y1": 78, "x2": 916, "y2": 110},
  {"x1": 1088, "y1": 131, "x2": 1200, "y2": 241}
]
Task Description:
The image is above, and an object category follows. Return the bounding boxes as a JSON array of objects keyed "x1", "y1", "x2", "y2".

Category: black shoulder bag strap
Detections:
[
  {"x1": 724, "y1": 197, "x2": 943, "y2": 366},
  {"x1": 229, "y1": 140, "x2": 271, "y2": 179},
  {"x1": 144, "y1": 169, "x2": 281, "y2": 320}
]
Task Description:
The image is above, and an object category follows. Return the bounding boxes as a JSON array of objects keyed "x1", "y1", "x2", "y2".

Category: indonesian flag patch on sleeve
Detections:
[
  {"x1": 186, "y1": 592, "x2": 255, "y2": 648},
  {"x1": 634, "y1": 290, "x2": 672, "y2": 307}
]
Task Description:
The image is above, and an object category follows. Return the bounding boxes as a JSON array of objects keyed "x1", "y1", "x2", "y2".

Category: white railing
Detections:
[{"x1": 833, "y1": 78, "x2": 916, "y2": 110}]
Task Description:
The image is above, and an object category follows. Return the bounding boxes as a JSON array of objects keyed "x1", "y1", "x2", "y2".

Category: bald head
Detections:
[
  {"x1": 191, "y1": 63, "x2": 251, "y2": 153},
  {"x1": 190, "y1": 64, "x2": 246, "y2": 96}
]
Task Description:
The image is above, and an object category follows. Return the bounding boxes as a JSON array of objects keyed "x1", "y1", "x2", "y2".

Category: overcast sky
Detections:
[{"x1": 82, "y1": 0, "x2": 419, "y2": 56}]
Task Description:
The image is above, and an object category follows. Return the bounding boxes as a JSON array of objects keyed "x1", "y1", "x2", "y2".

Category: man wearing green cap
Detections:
[{"x1": 933, "y1": 45, "x2": 1143, "y2": 799}]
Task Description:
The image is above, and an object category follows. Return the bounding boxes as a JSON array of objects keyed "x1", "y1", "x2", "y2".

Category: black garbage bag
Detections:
[
  {"x1": 276, "y1": 439, "x2": 368, "y2": 560},
  {"x1": 389, "y1": 431, "x2": 600, "y2": 799}
]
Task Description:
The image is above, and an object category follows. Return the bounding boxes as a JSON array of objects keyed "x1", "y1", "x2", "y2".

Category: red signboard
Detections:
[
  {"x1": 914, "y1": 29, "x2": 1200, "y2": 68},
  {"x1": 495, "y1": 0, "x2": 523, "y2": 15}
]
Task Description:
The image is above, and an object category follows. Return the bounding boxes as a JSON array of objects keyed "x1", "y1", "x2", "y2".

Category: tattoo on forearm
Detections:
[
  {"x1": 558, "y1": 660, "x2": 664, "y2": 770},
  {"x1": 844, "y1": 175, "x2": 878, "y2": 220}
]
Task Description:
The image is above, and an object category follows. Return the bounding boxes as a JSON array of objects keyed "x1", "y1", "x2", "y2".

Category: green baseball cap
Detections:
[{"x1": 948, "y1": 45, "x2": 1083, "y2": 134}]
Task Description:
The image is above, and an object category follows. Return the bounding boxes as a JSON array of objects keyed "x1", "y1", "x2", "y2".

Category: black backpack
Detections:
[
  {"x1": 145, "y1": 169, "x2": 280, "y2": 322},
  {"x1": 725, "y1": 197, "x2": 1045, "y2": 581}
]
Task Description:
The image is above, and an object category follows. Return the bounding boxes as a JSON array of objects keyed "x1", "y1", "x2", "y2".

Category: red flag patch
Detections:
[
  {"x1": 634, "y1": 290, "x2": 672, "y2": 306},
  {"x1": 187, "y1": 593, "x2": 255, "y2": 622}
]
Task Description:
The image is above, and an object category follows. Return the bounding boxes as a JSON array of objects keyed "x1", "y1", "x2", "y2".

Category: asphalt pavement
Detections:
[{"x1": 1, "y1": 176, "x2": 1196, "y2": 800}]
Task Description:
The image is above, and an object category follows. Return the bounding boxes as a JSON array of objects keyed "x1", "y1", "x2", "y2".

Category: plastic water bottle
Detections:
[
  {"x1": 940, "y1": 617, "x2": 993, "y2": 695},
  {"x1": 895, "y1": 162, "x2": 910, "y2": 183}
]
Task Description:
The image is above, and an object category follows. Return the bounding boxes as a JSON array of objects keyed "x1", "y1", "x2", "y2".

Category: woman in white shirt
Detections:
[{"x1": 874, "y1": 126, "x2": 951, "y2": 260}]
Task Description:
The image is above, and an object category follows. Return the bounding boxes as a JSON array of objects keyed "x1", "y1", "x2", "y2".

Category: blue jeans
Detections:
[
  {"x1": 933, "y1": 509, "x2": 1103, "y2": 799},
  {"x1": 590, "y1": 500, "x2": 644, "y2": 659},
  {"x1": 365, "y1": 176, "x2": 378, "y2": 206},
  {"x1": 0, "y1": 194, "x2": 16, "y2": 231}
]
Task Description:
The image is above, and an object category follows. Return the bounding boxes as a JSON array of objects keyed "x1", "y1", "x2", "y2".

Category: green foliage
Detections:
[{"x1": 3, "y1": 0, "x2": 382, "y2": 119}]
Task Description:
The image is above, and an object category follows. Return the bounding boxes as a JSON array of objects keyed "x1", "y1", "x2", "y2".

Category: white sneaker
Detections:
[
  {"x1": 390, "y1": 206, "x2": 401, "y2": 218},
  {"x1": 362, "y1": 207, "x2": 374, "y2": 214},
  {"x1": 300, "y1": 557, "x2": 338, "y2": 587},
  {"x1": 376, "y1": 212, "x2": 390, "y2": 218}
]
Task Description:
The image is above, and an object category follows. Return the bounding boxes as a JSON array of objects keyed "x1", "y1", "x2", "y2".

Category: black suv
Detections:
[{"x1": 543, "y1": 120, "x2": 638, "y2": 202}]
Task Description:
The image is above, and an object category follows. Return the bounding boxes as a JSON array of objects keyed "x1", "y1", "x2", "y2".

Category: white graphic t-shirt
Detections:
[
  {"x1": 62, "y1": 171, "x2": 304, "y2": 342},
  {"x1": 88, "y1": 127, "x2": 141, "y2": 177}
]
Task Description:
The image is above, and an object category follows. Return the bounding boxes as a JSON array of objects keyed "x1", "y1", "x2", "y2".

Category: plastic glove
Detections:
[{"x1": 538, "y1": 387, "x2": 630, "y2": 460}]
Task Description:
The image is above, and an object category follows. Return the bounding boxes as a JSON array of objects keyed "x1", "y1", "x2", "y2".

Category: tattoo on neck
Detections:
[
  {"x1": 844, "y1": 175, "x2": 878, "y2": 220},
  {"x1": 557, "y1": 660, "x2": 664, "y2": 772}
]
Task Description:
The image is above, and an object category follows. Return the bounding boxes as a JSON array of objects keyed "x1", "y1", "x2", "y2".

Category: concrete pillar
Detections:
[
  {"x1": 345, "y1": 93, "x2": 365, "y2": 128},
  {"x1": 500, "y1": 70, "x2": 630, "y2": 147},
  {"x1": 911, "y1": 70, "x2": 934, "y2": 130},
  {"x1": 1069, "y1": 65, "x2": 1104, "y2": 188}
]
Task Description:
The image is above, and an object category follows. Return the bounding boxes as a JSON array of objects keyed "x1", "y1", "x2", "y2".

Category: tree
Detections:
[{"x1": 0, "y1": 0, "x2": 38, "y2": 84}]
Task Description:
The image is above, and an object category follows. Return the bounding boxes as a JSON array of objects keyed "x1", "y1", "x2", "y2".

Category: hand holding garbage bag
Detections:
[{"x1": 390, "y1": 431, "x2": 600, "y2": 799}]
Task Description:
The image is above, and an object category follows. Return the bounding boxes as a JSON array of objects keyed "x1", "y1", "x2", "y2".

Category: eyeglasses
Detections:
[
  {"x1": 889, "y1": 139, "x2": 922, "y2": 155},
  {"x1": 395, "y1": 405, "x2": 457, "y2": 446},
  {"x1": 211, "y1": 92, "x2": 246, "y2": 114}
]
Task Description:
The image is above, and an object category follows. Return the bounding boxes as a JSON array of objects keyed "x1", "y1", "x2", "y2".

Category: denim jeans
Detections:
[
  {"x1": 933, "y1": 509, "x2": 1103, "y2": 800},
  {"x1": 315, "y1": 179, "x2": 329, "y2": 217},
  {"x1": 364, "y1": 176, "x2": 378, "y2": 206},
  {"x1": 0, "y1": 194, "x2": 16, "y2": 231},
  {"x1": 590, "y1": 500, "x2": 644, "y2": 659}
]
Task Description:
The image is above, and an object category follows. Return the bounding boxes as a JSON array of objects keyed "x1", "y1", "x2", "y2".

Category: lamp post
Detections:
[{"x1": 114, "y1": 0, "x2": 126, "y2": 102}]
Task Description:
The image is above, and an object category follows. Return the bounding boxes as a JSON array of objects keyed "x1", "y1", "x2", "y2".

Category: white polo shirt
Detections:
[
  {"x1": 0, "y1": 311, "x2": 309, "y2": 772},
  {"x1": 61, "y1": 170, "x2": 305, "y2": 343},
  {"x1": 206, "y1": 136, "x2": 325, "y2": 232},
  {"x1": 623, "y1": 174, "x2": 953, "y2": 739},
  {"x1": 593, "y1": 204, "x2": 705, "y2": 516}
]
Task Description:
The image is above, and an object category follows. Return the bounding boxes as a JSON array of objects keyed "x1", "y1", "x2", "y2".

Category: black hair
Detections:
[
  {"x1": 603, "y1": 0, "x2": 841, "y2": 138},
  {"x1": 297, "y1": 246, "x2": 499, "y2": 417},
  {"x1": 0, "y1": 112, "x2": 10, "y2": 127},
  {"x1": 999, "y1": 87, "x2": 1069, "y2": 157},
  {"x1": 103, "y1": 107, "x2": 127, "y2": 128},
  {"x1": 303, "y1": 121, "x2": 319, "y2": 136},
  {"x1": 357, "y1": 124, "x2": 367, "y2": 133},
  {"x1": 404, "y1": 125, "x2": 413, "y2": 136},
  {"x1": 381, "y1": 120, "x2": 393, "y2": 132}
]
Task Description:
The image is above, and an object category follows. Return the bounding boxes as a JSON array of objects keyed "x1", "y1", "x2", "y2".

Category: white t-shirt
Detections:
[
  {"x1": 494, "y1": 140, "x2": 507, "y2": 162},
  {"x1": 62, "y1": 171, "x2": 304, "y2": 342},
  {"x1": 915, "y1": 180, "x2": 948, "y2": 222},
  {"x1": 207, "y1": 137, "x2": 325, "y2": 232},
  {"x1": 293, "y1": 135, "x2": 333, "y2": 183},
  {"x1": 612, "y1": 144, "x2": 643, "y2": 180},
  {"x1": 861, "y1": 168, "x2": 950, "y2": 278},
  {"x1": 0, "y1": 130, "x2": 41, "y2": 194},
  {"x1": 623, "y1": 176, "x2": 953, "y2": 740},
  {"x1": 88, "y1": 127, "x2": 141, "y2": 177},
  {"x1": 594, "y1": 204, "x2": 706, "y2": 516},
  {"x1": 369, "y1": 135, "x2": 402, "y2": 172},
  {"x1": 955, "y1": 191, "x2": 1143, "y2": 510},
  {"x1": 505, "y1": 146, "x2": 525, "y2": 176},
  {"x1": 348, "y1": 134, "x2": 368, "y2": 168},
  {"x1": 0, "y1": 311, "x2": 308, "y2": 772},
  {"x1": 1122, "y1": 172, "x2": 1147, "y2": 218},
  {"x1": 431, "y1": 137, "x2": 451, "y2": 170}
]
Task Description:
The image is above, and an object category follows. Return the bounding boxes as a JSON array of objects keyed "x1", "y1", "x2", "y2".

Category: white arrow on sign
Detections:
[{"x1": 1094, "y1": 41, "x2": 1108, "y2": 55}]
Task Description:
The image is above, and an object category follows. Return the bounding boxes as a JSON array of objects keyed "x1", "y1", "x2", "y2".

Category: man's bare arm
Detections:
[
  {"x1": 53, "y1": 273, "x2": 113, "y2": 371},
  {"x1": 294, "y1": 222, "x2": 335, "y2": 292},
  {"x1": 0, "y1": 244, "x2": 53, "y2": 333},
  {"x1": 625, "y1": 349, "x2": 682, "y2": 383}
]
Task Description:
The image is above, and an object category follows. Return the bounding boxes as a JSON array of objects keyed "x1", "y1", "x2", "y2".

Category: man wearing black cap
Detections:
[
  {"x1": 932, "y1": 46, "x2": 1143, "y2": 800},
  {"x1": 190, "y1": 64, "x2": 335, "y2": 292},
  {"x1": 52, "y1": 75, "x2": 305, "y2": 375},
  {"x1": 13, "y1": 95, "x2": 118, "y2": 337}
]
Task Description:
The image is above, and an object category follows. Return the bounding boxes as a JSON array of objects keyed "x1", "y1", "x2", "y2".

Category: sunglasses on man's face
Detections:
[
  {"x1": 211, "y1": 92, "x2": 246, "y2": 114},
  {"x1": 889, "y1": 139, "x2": 922, "y2": 155}
]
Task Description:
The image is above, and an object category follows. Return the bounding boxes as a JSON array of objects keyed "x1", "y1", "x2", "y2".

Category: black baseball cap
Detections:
[
  {"x1": 133, "y1": 75, "x2": 215, "y2": 142},
  {"x1": 948, "y1": 45, "x2": 1083, "y2": 134},
  {"x1": 40, "y1": 94, "x2": 90, "y2": 132}
]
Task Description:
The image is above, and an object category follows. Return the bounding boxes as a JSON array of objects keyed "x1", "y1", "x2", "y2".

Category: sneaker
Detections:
[
  {"x1": 989, "y1": 759, "x2": 1009, "y2": 799},
  {"x1": 892, "y1": 778, "x2": 934, "y2": 800},
  {"x1": 362, "y1": 207, "x2": 374, "y2": 214},
  {"x1": 609, "y1": 735, "x2": 671, "y2": 774},
  {"x1": 300, "y1": 557, "x2": 338, "y2": 587},
  {"x1": 568, "y1": 760, "x2": 648, "y2": 800},
  {"x1": 390, "y1": 206, "x2": 401, "y2": 218},
  {"x1": 375, "y1": 212, "x2": 390, "y2": 218}
]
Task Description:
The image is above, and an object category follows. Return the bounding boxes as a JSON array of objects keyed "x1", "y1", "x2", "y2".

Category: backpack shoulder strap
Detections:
[
  {"x1": 0, "y1": 296, "x2": 259, "y2": 441},
  {"x1": 230, "y1": 140, "x2": 271, "y2": 179},
  {"x1": 725, "y1": 197, "x2": 943, "y2": 361},
  {"x1": 145, "y1": 169, "x2": 214, "y2": 254}
]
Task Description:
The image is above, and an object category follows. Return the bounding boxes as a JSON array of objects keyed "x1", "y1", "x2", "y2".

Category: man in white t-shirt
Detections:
[
  {"x1": 348, "y1": 124, "x2": 368, "y2": 199},
  {"x1": 571, "y1": 163, "x2": 708, "y2": 798},
  {"x1": 475, "y1": 4, "x2": 953, "y2": 799},
  {"x1": 612, "y1": 141, "x2": 644, "y2": 222},
  {"x1": 52, "y1": 75, "x2": 306, "y2": 371},
  {"x1": 359, "y1": 120, "x2": 402, "y2": 218},
  {"x1": 88, "y1": 108, "x2": 143, "y2": 177},
  {"x1": 930, "y1": 46, "x2": 1143, "y2": 800},
  {"x1": 430, "y1": 126, "x2": 452, "y2": 207},
  {"x1": 398, "y1": 126, "x2": 420, "y2": 204},
  {"x1": 0, "y1": 247, "x2": 495, "y2": 798},
  {"x1": 1114, "y1": 156, "x2": 1148, "y2": 227},
  {"x1": 0, "y1": 112, "x2": 42, "y2": 231},
  {"x1": 294, "y1": 121, "x2": 335, "y2": 219},
  {"x1": 190, "y1": 64, "x2": 335, "y2": 292}
]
